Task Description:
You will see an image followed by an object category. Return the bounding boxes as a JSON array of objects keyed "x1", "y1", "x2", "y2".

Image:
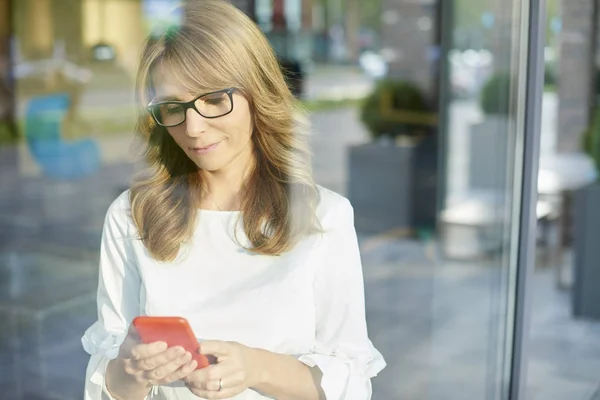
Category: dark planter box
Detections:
[
  {"x1": 469, "y1": 116, "x2": 510, "y2": 191},
  {"x1": 573, "y1": 181, "x2": 600, "y2": 320},
  {"x1": 347, "y1": 135, "x2": 438, "y2": 234}
]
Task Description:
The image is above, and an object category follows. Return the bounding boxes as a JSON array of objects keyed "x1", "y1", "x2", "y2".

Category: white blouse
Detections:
[{"x1": 81, "y1": 186, "x2": 385, "y2": 399}]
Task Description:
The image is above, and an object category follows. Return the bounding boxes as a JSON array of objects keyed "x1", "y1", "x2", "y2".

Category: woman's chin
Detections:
[{"x1": 190, "y1": 157, "x2": 225, "y2": 173}]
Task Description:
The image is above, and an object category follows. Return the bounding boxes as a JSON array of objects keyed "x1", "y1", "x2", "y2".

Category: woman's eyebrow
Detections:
[{"x1": 154, "y1": 95, "x2": 183, "y2": 102}]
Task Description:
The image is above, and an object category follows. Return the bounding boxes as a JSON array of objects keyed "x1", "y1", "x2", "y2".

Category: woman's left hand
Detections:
[{"x1": 183, "y1": 340, "x2": 263, "y2": 399}]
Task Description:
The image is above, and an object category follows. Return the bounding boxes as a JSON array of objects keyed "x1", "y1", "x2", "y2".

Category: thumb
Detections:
[{"x1": 198, "y1": 340, "x2": 230, "y2": 357}]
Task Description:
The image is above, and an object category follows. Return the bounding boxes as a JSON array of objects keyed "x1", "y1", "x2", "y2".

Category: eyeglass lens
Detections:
[{"x1": 155, "y1": 91, "x2": 232, "y2": 126}]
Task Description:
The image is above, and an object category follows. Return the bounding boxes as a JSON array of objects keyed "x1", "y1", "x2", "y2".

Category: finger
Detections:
[
  {"x1": 126, "y1": 340, "x2": 167, "y2": 360},
  {"x1": 198, "y1": 340, "x2": 230, "y2": 357},
  {"x1": 190, "y1": 377, "x2": 224, "y2": 392},
  {"x1": 117, "y1": 335, "x2": 138, "y2": 358},
  {"x1": 127, "y1": 322, "x2": 140, "y2": 339},
  {"x1": 167, "y1": 359, "x2": 199, "y2": 381},
  {"x1": 187, "y1": 384, "x2": 244, "y2": 400},
  {"x1": 182, "y1": 368, "x2": 203, "y2": 385},
  {"x1": 205, "y1": 378, "x2": 223, "y2": 392},
  {"x1": 145, "y1": 351, "x2": 193, "y2": 383},
  {"x1": 133, "y1": 345, "x2": 185, "y2": 371},
  {"x1": 182, "y1": 363, "x2": 233, "y2": 390},
  {"x1": 213, "y1": 371, "x2": 246, "y2": 392},
  {"x1": 118, "y1": 326, "x2": 143, "y2": 358}
]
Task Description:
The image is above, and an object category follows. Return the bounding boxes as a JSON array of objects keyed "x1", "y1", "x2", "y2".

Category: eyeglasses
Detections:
[{"x1": 148, "y1": 87, "x2": 236, "y2": 127}]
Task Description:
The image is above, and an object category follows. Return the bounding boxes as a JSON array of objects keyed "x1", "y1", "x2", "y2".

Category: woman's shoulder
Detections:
[
  {"x1": 104, "y1": 189, "x2": 133, "y2": 230},
  {"x1": 315, "y1": 185, "x2": 354, "y2": 230}
]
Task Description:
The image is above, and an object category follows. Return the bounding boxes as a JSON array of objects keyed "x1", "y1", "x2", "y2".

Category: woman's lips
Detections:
[{"x1": 190, "y1": 141, "x2": 221, "y2": 154}]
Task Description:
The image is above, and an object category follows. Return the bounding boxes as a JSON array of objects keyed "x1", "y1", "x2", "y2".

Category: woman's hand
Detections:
[
  {"x1": 107, "y1": 324, "x2": 199, "y2": 395},
  {"x1": 183, "y1": 340, "x2": 263, "y2": 399}
]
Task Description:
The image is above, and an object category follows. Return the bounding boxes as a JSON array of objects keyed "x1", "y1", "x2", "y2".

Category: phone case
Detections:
[{"x1": 132, "y1": 316, "x2": 210, "y2": 369}]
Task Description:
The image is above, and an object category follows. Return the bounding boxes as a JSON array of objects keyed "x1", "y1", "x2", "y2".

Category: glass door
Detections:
[{"x1": 425, "y1": 0, "x2": 545, "y2": 398}]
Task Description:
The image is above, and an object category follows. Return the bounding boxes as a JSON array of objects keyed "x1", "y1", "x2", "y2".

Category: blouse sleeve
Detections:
[
  {"x1": 297, "y1": 197, "x2": 386, "y2": 400},
  {"x1": 80, "y1": 193, "x2": 155, "y2": 399}
]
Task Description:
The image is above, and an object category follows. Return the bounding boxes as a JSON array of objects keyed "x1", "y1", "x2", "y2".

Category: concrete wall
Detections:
[
  {"x1": 21, "y1": 0, "x2": 54, "y2": 58},
  {"x1": 14, "y1": 0, "x2": 145, "y2": 74},
  {"x1": 82, "y1": 0, "x2": 145, "y2": 75},
  {"x1": 380, "y1": 0, "x2": 437, "y2": 98}
]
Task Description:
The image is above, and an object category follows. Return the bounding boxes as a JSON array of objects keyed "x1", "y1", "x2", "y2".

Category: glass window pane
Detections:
[
  {"x1": 0, "y1": 1, "x2": 564, "y2": 399},
  {"x1": 525, "y1": 0, "x2": 600, "y2": 398}
]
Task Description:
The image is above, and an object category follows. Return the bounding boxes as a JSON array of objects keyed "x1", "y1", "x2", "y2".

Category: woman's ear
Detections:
[
  {"x1": 234, "y1": 87, "x2": 256, "y2": 134},
  {"x1": 249, "y1": 113, "x2": 257, "y2": 137},
  {"x1": 246, "y1": 98, "x2": 257, "y2": 134}
]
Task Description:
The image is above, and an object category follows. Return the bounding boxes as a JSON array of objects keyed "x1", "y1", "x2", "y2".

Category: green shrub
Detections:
[
  {"x1": 582, "y1": 110, "x2": 600, "y2": 175},
  {"x1": 480, "y1": 73, "x2": 511, "y2": 115},
  {"x1": 0, "y1": 121, "x2": 19, "y2": 145},
  {"x1": 544, "y1": 61, "x2": 556, "y2": 87},
  {"x1": 360, "y1": 79, "x2": 429, "y2": 140}
]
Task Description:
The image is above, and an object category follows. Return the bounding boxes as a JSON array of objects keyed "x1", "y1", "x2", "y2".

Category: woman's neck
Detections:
[{"x1": 199, "y1": 146, "x2": 255, "y2": 211}]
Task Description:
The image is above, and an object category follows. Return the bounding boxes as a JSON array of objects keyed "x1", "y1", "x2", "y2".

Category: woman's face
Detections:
[{"x1": 151, "y1": 63, "x2": 254, "y2": 173}]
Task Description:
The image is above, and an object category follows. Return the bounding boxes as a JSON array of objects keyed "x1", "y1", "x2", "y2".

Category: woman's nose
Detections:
[{"x1": 185, "y1": 108, "x2": 209, "y2": 137}]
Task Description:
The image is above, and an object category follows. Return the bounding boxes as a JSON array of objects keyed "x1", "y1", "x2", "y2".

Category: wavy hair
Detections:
[{"x1": 130, "y1": 0, "x2": 320, "y2": 262}]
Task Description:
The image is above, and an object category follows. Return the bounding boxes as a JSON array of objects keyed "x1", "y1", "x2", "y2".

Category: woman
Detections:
[{"x1": 81, "y1": 1, "x2": 385, "y2": 399}]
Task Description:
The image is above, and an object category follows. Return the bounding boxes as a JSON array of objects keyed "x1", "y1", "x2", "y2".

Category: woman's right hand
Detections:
[{"x1": 106, "y1": 324, "x2": 198, "y2": 397}]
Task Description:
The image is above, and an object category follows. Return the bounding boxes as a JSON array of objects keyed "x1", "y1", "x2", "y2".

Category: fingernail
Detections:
[{"x1": 158, "y1": 342, "x2": 167, "y2": 351}]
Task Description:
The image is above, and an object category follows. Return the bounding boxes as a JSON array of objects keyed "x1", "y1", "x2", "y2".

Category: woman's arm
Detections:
[
  {"x1": 184, "y1": 340, "x2": 324, "y2": 400},
  {"x1": 252, "y1": 348, "x2": 325, "y2": 400},
  {"x1": 105, "y1": 357, "x2": 151, "y2": 400},
  {"x1": 255, "y1": 198, "x2": 385, "y2": 400},
  {"x1": 294, "y1": 197, "x2": 385, "y2": 400},
  {"x1": 82, "y1": 192, "x2": 149, "y2": 400}
]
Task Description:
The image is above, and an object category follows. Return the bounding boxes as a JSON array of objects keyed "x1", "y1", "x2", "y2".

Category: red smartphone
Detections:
[{"x1": 132, "y1": 316, "x2": 210, "y2": 369}]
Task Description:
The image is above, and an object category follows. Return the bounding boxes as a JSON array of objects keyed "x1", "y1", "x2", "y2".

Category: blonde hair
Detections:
[{"x1": 130, "y1": 0, "x2": 320, "y2": 262}]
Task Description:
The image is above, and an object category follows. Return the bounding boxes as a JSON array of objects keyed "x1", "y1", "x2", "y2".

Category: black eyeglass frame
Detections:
[{"x1": 147, "y1": 87, "x2": 236, "y2": 127}]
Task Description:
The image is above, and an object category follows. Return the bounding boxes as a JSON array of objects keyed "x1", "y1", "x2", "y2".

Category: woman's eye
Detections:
[
  {"x1": 165, "y1": 105, "x2": 181, "y2": 114},
  {"x1": 205, "y1": 97, "x2": 224, "y2": 105}
]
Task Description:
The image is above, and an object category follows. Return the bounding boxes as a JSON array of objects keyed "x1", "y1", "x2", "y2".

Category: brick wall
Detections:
[{"x1": 558, "y1": 0, "x2": 595, "y2": 152}]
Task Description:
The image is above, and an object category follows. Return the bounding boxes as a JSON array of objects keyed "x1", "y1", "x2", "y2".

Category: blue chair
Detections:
[{"x1": 25, "y1": 93, "x2": 100, "y2": 180}]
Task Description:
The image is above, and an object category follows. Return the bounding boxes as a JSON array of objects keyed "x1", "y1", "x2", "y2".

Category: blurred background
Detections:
[{"x1": 1, "y1": 0, "x2": 600, "y2": 399}]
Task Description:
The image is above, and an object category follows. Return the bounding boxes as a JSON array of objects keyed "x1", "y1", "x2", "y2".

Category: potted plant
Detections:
[
  {"x1": 359, "y1": 79, "x2": 436, "y2": 143},
  {"x1": 347, "y1": 79, "x2": 438, "y2": 234},
  {"x1": 572, "y1": 110, "x2": 600, "y2": 320},
  {"x1": 468, "y1": 72, "x2": 512, "y2": 191}
]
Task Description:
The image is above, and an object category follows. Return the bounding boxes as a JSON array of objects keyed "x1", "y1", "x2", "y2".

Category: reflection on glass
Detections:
[
  {"x1": 2, "y1": 0, "x2": 592, "y2": 399},
  {"x1": 434, "y1": 1, "x2": 521, "y2": 398},
  {"x1": 524, "y1": 0, "x2": 600, "y2": 398}
]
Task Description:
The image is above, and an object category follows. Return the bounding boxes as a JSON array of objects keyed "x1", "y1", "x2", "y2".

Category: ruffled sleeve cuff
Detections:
[
  {"x1": 82, "y1": 322, "x2": 159, "y2": 400},
  {"x1": 82, "y1": 322, "x2": 127, "y2": 360},
  {"x1": 297, "y1": 344, "x2": 386, "y2": 400}
]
